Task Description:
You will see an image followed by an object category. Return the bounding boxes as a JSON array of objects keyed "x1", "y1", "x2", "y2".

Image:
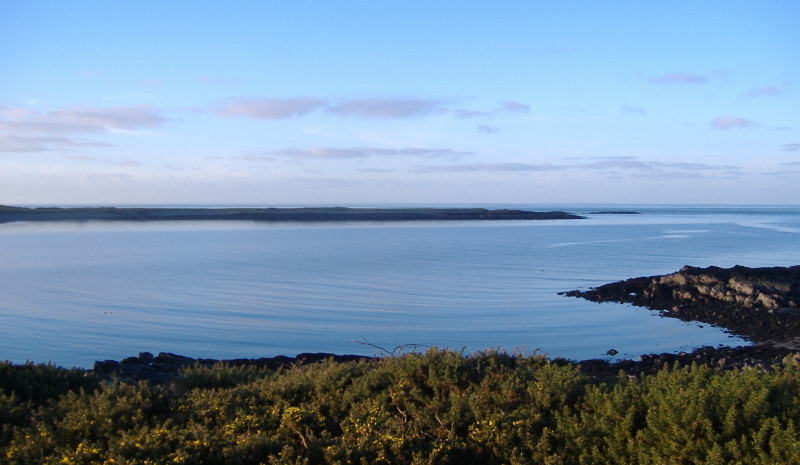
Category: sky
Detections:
[{"x1": 1, "y1": 1, "x2": 798, "y2": 206}]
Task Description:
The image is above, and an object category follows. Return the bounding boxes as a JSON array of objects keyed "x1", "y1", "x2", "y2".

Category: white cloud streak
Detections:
[
  {"x1": 621, "y1": 105, "x2": 646, "y2": 116},
  {"x1": 246, "y1": 146, "x2": 472, "y2": 161},
  {"x1": 0, "y1": 105, "x2": 166, "y2": 153},
  {"x1": 0, "y1": 105, "x2": 165, "y2": 135},
  {"x1": 0, "y1": 135, "x2": 110, "y2": 153},
  {"x1": 326, "y1": 98, "x2": 448, "y2": 118},
  {"x1": 453, "y1": 109, "x2": 490, "y2": 118},
  {"x1": 414, "y1": 157, "x2": 743, "y2": 176},
  {"x1": 414, "y1": 163, "x2": 559, "y2": 172},
  {"x1": 207, "y1": 96, "x2": 532, "y2": 121},
  {"x1": 212, "y1": 97, "x2": 328, "y2": 119},
  {"x1": 498, "y1": 101, "x2": 531, "y2": 114},
  {"x1": 710, "y1": 116, "x2": 755, "y2": 130},
  {"x1": 743, "y1": 85, "x2": 785, "y2": 99}
]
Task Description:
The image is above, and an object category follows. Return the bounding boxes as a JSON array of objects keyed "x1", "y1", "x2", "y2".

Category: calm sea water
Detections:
[{"x1": 2, "y1": 205, "x2": 799, "y2": 368}]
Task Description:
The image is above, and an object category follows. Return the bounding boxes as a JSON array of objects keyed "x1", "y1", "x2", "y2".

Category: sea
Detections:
[{"x1": 2, "y1": 204, "x2": 799, "y2": 369}]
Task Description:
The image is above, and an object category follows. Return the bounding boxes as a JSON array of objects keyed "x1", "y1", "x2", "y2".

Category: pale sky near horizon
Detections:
[{"x1": 1, "y1": 1, "x2": 798, "y2": 206}]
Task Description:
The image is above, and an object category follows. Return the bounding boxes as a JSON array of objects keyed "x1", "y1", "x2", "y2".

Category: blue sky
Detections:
[{"x1": 1, "y1": 1, "x2": 798, "y2": 205}]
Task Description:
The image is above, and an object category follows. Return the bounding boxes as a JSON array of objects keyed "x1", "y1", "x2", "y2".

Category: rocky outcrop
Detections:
[{"x1": 564, "y1": 265, "x2": 800, "y2": 343}]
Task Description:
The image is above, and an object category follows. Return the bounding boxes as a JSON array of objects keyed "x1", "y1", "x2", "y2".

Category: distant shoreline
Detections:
[
  {"x1": 588, "y1": 210, "x2": 641, "y2": 214},
  {"x1": 0, "y1": 205, "x2": 585, "y2": 223}
]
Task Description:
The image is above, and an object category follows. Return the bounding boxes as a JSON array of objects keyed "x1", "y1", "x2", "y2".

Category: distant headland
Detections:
[{"x1": 0, "y1": 205, "x2": 585, "y2": 223}]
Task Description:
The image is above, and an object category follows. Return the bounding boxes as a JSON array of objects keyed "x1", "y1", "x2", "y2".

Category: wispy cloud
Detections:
[
  {"x1": 743, "y1": 85, "x2": 785, "y2": 99},
  {"x1": 414, "y1": 163, "x2": 562, "y2": 173},
  {"x1": 60, "y1": 106, "x2": 165, "y2": 129},
  {"x1": 0, "y1": 105, "x2": 165, "y2": 135},
  {"x1": 478, "y1": 125, "x2": 499, "y2": 134},
  {"x1": 117, "y1": 158, "x2": 143, "y2": 167},
  {"x1": 574, "y1": 157, "x2": 741, "y2": 174},
  {"x1": 784, "y1": 143, "x2": 800, "y2": 152},
  {"x1": 497, "y1": 101, "x2": 531, "y2": 114},
  {"x1": 210, "y1": 97, "x2": 456, "y2": 120},
  {"x1": 212, "y1": 97, "x2": 328, "y2": 119},
  {"x1": 621, "y1": 105, "x2": 646, "y2": 116},
  {"x1": 206, "y1": 96, "x2": 534, "y2": 121},
  {"x1": 452, "y1": 101, "x2": 530, "y2": 118},
  {"x1": 0, "y1": 105, "x2": 166, "y2": 152},
  {"x1": 649, "y1": 73, "x2": 709, "y2": 84},
  {"x1": 453, "y1": 109, "x2": 490, "y2": 118},
  {"x1": 414, "y1": 156, "x2": 743, "y2": 177},
  {"x1": 326, "y1": 98, "x2": 448, "y2": 119},
  {"x1": 710, "y1": 116, "x2": 755, "y2": 130},
  {"x1": 244, "y1": 146, "x2": 471, "y2": 161},
  {"x1": 0, "y1": 135, "x2": 110, "y2": 153}
]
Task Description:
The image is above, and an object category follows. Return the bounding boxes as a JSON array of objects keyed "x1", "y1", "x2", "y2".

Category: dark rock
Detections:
[{"x1": 93, "y1": 360, "x2": 120, "y2": 374}]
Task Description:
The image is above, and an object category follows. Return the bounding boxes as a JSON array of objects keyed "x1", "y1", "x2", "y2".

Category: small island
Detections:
[{"x1": 0, "y1": 205, "x2": 584, "y2": 223}]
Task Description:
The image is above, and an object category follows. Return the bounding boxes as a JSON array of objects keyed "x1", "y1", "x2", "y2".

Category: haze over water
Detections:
[{"x1": 2, "y1": 205, "x2": 799, "y2": 368}]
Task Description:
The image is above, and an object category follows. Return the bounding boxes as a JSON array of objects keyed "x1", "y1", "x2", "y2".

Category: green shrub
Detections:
[
  {"x1": 2, "y1": 351, "x2": 799, "y2": 464},
  {"x1": 0, "y1": 361, "x2": 100, "y2": 403}
]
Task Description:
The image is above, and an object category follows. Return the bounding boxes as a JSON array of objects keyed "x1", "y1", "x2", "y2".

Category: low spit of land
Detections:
[{"x1": 0, "y1": 205, "x2": 584, "y2": 223}]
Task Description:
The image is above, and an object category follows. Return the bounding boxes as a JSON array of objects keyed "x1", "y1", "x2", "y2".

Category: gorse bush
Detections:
[{"x1": 2, "y1": 349, "x2": 799, "y2": 464}]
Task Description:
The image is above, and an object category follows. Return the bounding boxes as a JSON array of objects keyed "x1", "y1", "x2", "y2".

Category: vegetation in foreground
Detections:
[{"x1": 2, "y1": 348, "x2": 800, "y2": 464}]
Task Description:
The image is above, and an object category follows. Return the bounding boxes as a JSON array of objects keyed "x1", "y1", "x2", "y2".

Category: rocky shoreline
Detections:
[
  {"x1": 0, "y1": 205, "x2": 584, "y2": 223},
  {"x1": 91, "y1": 344, "x2": 800, "y2": 385}
]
